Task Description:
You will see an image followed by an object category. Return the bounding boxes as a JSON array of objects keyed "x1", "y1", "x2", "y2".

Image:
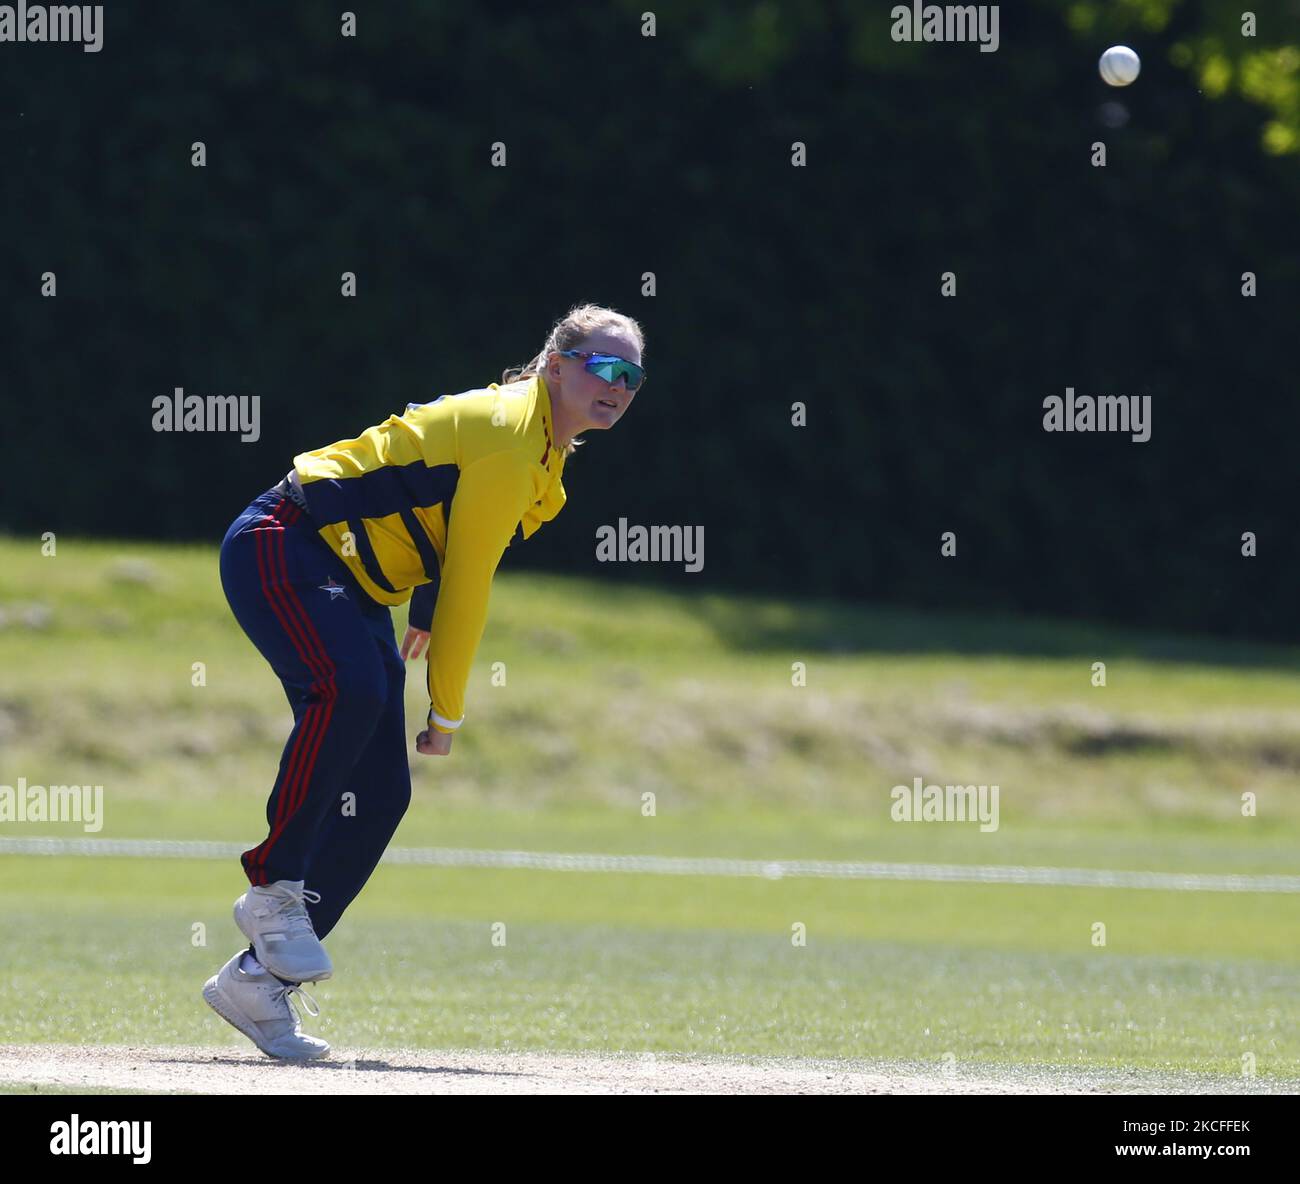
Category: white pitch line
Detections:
[{"x1": 1, "y1": 835, "x2": 1298, "y2": 893}]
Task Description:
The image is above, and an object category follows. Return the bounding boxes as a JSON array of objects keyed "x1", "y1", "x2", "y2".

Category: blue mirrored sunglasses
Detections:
[{"x1": 558, "y1": 350, "x2": 646, "y2": 392}]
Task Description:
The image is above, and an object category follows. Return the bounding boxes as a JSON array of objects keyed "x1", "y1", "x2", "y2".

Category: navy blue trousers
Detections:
[{"x1": 219, "y1": 486, "x2": 412, "y2": 942}]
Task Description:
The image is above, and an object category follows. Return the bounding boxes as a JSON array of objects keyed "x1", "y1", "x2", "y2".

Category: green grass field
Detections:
[{"x1": 1, "y1": 535, "x2": 1298, "y2": 1089}]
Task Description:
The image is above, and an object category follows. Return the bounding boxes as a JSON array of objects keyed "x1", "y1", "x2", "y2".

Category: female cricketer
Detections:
[{"x1": 202, "y1": 304, "x2": 646, "y2": 1058}]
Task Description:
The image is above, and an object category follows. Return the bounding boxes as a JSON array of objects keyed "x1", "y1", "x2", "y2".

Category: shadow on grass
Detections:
[
  {"x1": 511, "y1": 571, "x2": 1300, "y2": 671},
  {"x1": 172, "y1": 1052, "x2": 527, "y2": 1080},
  {"x1": 686, "y1": 592, "x2": 1300, "y2": 672}
]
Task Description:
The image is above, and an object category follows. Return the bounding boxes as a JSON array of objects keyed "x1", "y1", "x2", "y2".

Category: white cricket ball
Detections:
[{"x1": 1099, "y1": 45, "x2": 1141, "y2": 87}]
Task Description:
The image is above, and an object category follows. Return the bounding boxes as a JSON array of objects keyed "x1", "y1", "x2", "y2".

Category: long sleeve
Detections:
[
  {"x1": 425, "y1": 447, "x2": 537, "y2": 733},
  {"x1": 407, "y1": 581, "x2": 439, "y2": 632}
]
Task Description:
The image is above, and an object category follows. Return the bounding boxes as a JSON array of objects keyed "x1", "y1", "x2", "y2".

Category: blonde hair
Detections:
[{"x1": 501, "y1": 303, "x2": 646, "y2": 457}]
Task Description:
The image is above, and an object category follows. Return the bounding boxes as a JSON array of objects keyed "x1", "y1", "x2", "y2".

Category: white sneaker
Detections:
[
  {"x1": 233, "y1": 879, "x2": 333, "y2": 983},
  {"x1": 202, "y1": 950, "x2": 330, "y2": 1060}
]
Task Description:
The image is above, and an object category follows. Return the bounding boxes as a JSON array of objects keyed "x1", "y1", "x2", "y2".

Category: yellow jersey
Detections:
[{"x1": 291, "y1": 374, "x2": 567, "y2": 733}]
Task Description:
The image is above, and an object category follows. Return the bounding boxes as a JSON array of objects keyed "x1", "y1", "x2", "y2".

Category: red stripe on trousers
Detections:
[
  {"x1": 255, "y1": 501, "x2": 334, "y2": 867},
  {"x1": 267, "y1": 501, "x2": 338, "y2": 824},
  {"x1": 255, "y1": 510, "x2": 327, "y2": 811},
  {"x1": 245, "y1": 500, "x2": 334, "y2": 883},
  {"x1": 247, "y1": 514, "x2": 329, "y2": 883},
  {"x1": 248, "y1": 512, "x2": 325, "y2": 883}
]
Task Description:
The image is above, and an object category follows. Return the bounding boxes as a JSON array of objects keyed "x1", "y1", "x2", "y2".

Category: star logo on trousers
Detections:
[{"x1": 319, "y1": 577, "x2": 349, "y2": 600}]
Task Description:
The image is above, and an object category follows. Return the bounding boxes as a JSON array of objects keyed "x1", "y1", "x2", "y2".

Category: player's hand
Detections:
[
  {"x1": 416, "y1": 727, "x2": 453, "y2": 756},
  {"x1": 400, "y1": 626, "x2": 430, "y2": 660}
]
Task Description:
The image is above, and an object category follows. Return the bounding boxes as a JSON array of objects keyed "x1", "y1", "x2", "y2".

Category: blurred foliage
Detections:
[{"x1": 1, "y1": 0, "x2": 1297, "y2": 641}]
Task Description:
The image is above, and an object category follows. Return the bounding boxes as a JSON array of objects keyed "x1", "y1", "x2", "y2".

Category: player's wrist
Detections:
[{"x1": 427, "y1": 708, "x2": 464, "y2": 735}]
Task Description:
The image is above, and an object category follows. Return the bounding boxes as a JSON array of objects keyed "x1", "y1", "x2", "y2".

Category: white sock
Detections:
[{"x1": 241, "y1": 951, "x2": 266, "y2": 975}]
